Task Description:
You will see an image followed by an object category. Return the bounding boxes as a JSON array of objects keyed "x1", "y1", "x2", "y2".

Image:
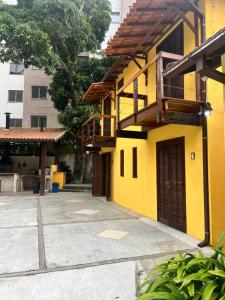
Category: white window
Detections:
[
  {"x1": 10, "y1": 63, "x2": 24, "y2": 75},
  {"x1": 111, "y1": 12, "x2": 121, "y2": 23},
  {"x1": 8, "y1": 90, "x2": 23, "y2": 102}
]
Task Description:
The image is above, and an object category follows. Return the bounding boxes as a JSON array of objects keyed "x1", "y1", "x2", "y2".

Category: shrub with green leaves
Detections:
[{"x1": 137, "y1": 232, "x2": 225, "y2": 300}]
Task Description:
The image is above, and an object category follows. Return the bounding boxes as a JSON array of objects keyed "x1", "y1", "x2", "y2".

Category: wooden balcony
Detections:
[
  {"x1": 82, "y1": 115, "x2": 116, "y2": 149},
  {"x1": 117, "y1": 51, "x2": 202, "y2": 131}
]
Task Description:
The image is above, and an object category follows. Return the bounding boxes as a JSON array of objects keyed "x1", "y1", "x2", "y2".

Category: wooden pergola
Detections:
[
  {"x1": 0, "y1": 128, "x2": 66, "y2": 195},
  {"x1": 105, "y1": 0, "x2": 199, "y2": 57},
  {"x1": 83, "y1": 82, "x2": 114, "y2": 103}
]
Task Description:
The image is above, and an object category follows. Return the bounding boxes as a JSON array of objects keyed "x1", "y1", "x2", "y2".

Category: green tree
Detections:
[{"x1": 0, "y1": 0, "x2": 113, "y2": 181}]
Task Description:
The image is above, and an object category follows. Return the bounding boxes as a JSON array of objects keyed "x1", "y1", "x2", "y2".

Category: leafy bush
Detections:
[{"x1": 137, "y1": 233, "x2": 225, "y2": 300}]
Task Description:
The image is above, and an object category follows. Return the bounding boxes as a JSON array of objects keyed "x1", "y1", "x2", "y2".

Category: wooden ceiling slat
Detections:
[
  {"x1": 105, "y1": 0, "x2": 191, "y2": 56},
  {"x1": 83, "y1": 82, "x2": 114, "y2": 103}
]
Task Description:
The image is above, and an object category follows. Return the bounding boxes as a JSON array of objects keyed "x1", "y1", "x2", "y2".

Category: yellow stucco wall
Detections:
[
  {"x1": 100, "y1": 0, "x2": 225, "y2": 244},
  {"x1": 111, "y1": 125, "x2": 204, "y2": 240},
  {"x1": 108, "y1": 11, "x2": 206, "y2": 241},
  {"x1": 204, "y1": 0, "x2": 225, "y2": 245}
]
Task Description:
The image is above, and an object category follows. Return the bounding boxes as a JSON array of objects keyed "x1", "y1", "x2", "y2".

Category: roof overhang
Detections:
[
  {"x1": 83, "y1": 82, "x2": 114, "y2": 104},
  {"x1": 105, "y1": 0, "x2": 195, "y2": 57},
  {"x1": 102, "y1": 56, "x2": 131, "y2": 82},
  {"x1": 164, "y1": 27, "x2": 225, "y2": 78},
  {"x1": 0, "y1": 128, "x2": 66, "y2": 143}
]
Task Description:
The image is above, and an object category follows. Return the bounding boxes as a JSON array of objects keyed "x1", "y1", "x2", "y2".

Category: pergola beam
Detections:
[{"x1": 196, "y1": 56, "x2": 225, "y2": 84}]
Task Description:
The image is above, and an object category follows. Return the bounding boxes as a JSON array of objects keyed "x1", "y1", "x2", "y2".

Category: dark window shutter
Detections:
[
  {"x1": 31, "y1": 116, "x2": 47, "y2": 128},
  {"x1": 8, "y1": 90, "x2": 15, "y2": 102},
  {"x1": 10, "y1": 118, "x2": 22, "y2": 127},
  {"x1": 16, "y1": 91, "x2": 23, "y2": 102},
  {"x1": 132, "y1": 147, "x2": 137, "y2": 178},
  {"x1": 120, "y1": 150, "x2": 124, "y2": 177},
  {"x1": 40, "y1": 86, "x2": 47, "y2": 99},
  {"x1": 32, "y1": 86, "x2": 39, "y2": 98}
]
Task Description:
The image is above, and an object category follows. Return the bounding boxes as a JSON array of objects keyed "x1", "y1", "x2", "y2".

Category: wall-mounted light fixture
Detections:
[
  {"x1": 199, "y1": 102, "x2": 213, "y2": 118},
  {"x1": 204, "y1": 102, "x2": 213, "y2": 117},
  {"x1": 201, "y1": 76, "x2": 208, "y2": 82}
]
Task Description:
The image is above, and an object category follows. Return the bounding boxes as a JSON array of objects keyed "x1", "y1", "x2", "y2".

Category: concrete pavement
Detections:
[{"x1": 0, "y1": 192, "x2": 201, "y2": 299}]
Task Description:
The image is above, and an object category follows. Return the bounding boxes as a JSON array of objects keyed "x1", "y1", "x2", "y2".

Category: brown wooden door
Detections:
[
  {"x1": 92, "y1": 153, "x2": 111, "y2": 199},
  {"x1": 104, "y1": 153, "x2": 112, "y2": 201},
  {"x1": 103, "y1": 97, "x2": 111, "y2": 136},
  {"x1": 157, "y1": 137, "x2": 186, "y2": 232},
  {"x1": 92, "y1": 153, "x2": 105, "y2": 196}
]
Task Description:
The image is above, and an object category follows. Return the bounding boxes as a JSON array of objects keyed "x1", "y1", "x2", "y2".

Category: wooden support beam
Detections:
[
  {"x1": 119, "y1": 115, "x2": 136, "y2": 129},
  {"x1": 116, "y1": 96, "x2": 120, "y2": 129},
  {"x1": 130, "y1": 55, "x2": 148, "y2": 85},
  {"x1": 40, "y1": 142, "x2": 46, "y2": 196},
  {"x1": 117, "y1": 54, "x2": 158, "y2": 96},
  {"x1": 126, "y1": 20, "x2": 173, "y2": 26},
  {"x1": 171, "y1": 6, "x2": 197, "y2": 35},
  {"x1": 197, "y1": 56, "x2": 225, "y2": 84},
  {"x1": 201, "y1": 67, "x2": 225, "y2": 84},
  {"x1": 131, "y1": 57, "x2": 142, "y2": 70},
  {"x1": 194, "y1": 12, "x2": 199, "y2": 46},
  {"x1": 162, "y1": 112, "x2": 200, "y2": 126},
  {"x1": 156, "y1": 57, "x2": 164, "y2": 114},
  {"x1": 116, "y1": 130, "x2": 147, "y2": 139},
  {"x1": 120, "y1": 92, "x2": 147, "y2": 100},
  {"x1": 145, "y1": 54, "x2": 148, "y2": 86},
  {"x1": 134, "y1": 78, "x2": 138, "y2": 114}
]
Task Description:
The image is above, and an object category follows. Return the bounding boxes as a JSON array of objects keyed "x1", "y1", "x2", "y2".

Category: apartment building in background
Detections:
[
  {"x1": 0, "y1": 0, "x2": 134, "y2": 128},
  {"x1": 102, "y1": 0, "x2": 135, "y2": 49},
  {"x1": 23, "y1": 68, "x2": 59, "y2": 128},
  {"x1": 0, "y1": 63, "x2": 24, "y2": 128}
]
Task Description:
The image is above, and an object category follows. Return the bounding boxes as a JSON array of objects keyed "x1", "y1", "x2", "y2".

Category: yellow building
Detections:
[{"x1": 82, "y1": 0, "x2": 225, "y2": 246}]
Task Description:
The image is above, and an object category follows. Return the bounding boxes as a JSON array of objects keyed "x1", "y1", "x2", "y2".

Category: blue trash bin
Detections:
[{"x1": 52, "y1": 182, "x2": 59, "y2": 193}]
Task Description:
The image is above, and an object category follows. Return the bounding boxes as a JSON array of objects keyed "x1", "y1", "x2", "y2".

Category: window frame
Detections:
[
  {"x1": 8, "y1": 90, "x2": 23, "y2": 103},
  {"x1": 9, "y1": 63, "x2": 24, "y2": 75},
  {"x1": 111, "y1": 11, "x2": 121, "y2": 24},
  {"x1": 10, "y1": 118, "x2": 23, "y2": 128},
  {"x1": 31, "y1": 115, "x2": 47, "y2": 128},
  {"x1": 32, "y1": 86, "x2": 48, "y2": 100}
]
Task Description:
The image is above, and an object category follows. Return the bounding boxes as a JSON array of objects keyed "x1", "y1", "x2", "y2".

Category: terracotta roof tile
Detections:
[{"x1": 0, "y1": 128, "x2": 66, "y2": 142}]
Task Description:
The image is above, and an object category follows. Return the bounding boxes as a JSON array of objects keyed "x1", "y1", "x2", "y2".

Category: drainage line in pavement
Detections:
[
  {"x1": 37, "y1": 196, "x2": 47, "y2": 270},
  {"x1": 0, "y1": 247, "x2": 199, "y2": 279}
]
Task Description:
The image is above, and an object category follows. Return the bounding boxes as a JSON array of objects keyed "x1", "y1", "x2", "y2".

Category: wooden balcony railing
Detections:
[
  {"x1": 82, "y1": 114, "x2": 116, "y2": 148},
  {"x1": 117, "y1": 51, "x2": 201, "y2": 130}
]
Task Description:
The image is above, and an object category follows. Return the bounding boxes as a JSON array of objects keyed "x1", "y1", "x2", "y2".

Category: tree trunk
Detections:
[{"x1": 73, "y1": 144, "x2": 86, "y2": 183}]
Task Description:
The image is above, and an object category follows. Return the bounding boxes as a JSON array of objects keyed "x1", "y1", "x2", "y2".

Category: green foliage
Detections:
[
  {"x1": 137, "y1": 233, "x2": 225, "y2": 300},
  {"x1": 50, "y1": 56, "x2": 116, "y2": 111},
  {"x1": 0, "y1": 0, "x2": 113, "y2": 180},
  {"x1": 0, "y1": 0, "x2": 111, "y2": 71},
  {"x1": 58, "y1": 101, "x2": 98, "y2": 140}
]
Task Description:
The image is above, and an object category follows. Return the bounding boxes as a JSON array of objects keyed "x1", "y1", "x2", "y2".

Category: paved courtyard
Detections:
[{"x1": 0, "y1": 192, "x2": 202, "y2": 300}]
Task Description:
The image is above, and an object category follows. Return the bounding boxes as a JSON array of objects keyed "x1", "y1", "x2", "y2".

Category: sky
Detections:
[{"x1": 3, "y1": 0, "x2": 17, "y2": 4}]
